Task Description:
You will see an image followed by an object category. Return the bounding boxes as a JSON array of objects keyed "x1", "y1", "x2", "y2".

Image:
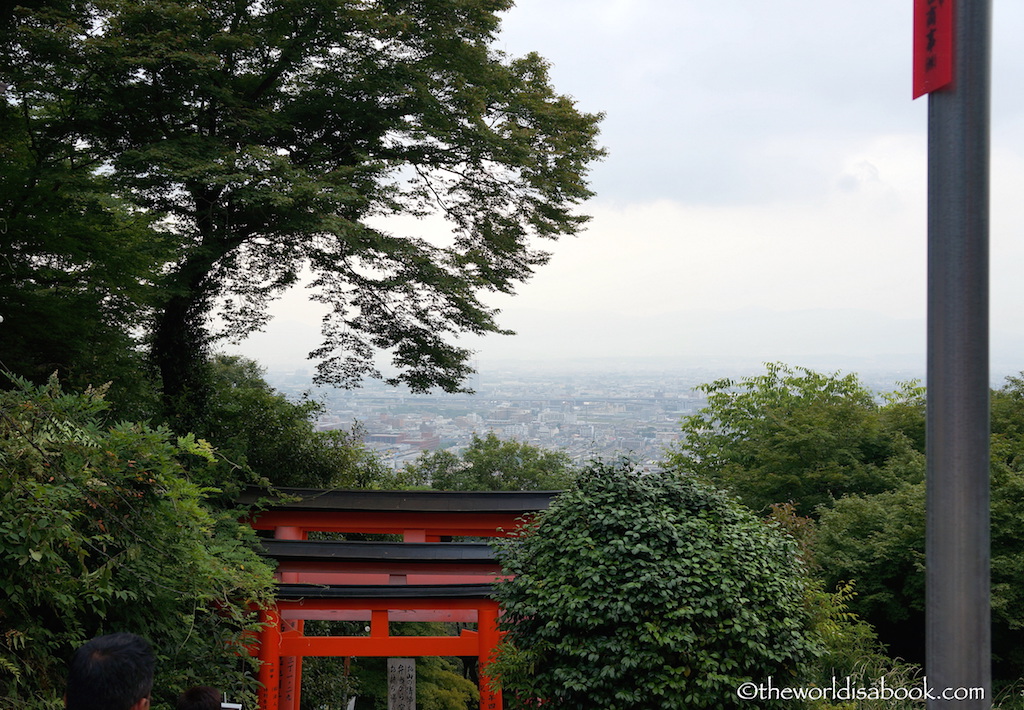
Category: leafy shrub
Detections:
[
  {"x1": 492, "y1": 460, "x2": 820, "y2": 709},
  {"x1": 0, "y1": 376, "x2": 275, "y2": 710}
]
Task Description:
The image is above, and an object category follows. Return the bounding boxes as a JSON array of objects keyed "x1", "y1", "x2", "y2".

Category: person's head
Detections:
[
  {"x1": 176, "y1": 685, "x2": 221, "y2": 710},
  {"x1": 65, "y1": 633, "x2": 155, "y2": 710}
]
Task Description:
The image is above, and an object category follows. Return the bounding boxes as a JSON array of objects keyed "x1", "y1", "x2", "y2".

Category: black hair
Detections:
[
  {"x1": 66, "y1": 633, "x2": 155, "y2": 710},
  {"x1": 176, "y1": 685, "x2": 221, "y2": 710}
]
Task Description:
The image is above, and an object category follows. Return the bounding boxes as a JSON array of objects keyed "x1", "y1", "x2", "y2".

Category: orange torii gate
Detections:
[{"x1": 240, "y1": 488, "x2": 555, "y2": 710}]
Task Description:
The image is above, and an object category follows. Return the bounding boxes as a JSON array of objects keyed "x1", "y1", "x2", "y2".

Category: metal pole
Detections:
[{"x1": 926, "y1": 1, "x2": 991, "y2": 707}]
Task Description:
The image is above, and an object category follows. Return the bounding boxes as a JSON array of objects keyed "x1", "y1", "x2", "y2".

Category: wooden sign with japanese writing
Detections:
[
  {"x1": 387, "y1": 658, "x2": 416, "y2": 710},
  {"x1": 913, "y1": 0, "x2": 954, "y2": 98}
]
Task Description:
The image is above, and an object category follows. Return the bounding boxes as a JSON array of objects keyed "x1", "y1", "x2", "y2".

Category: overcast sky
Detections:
[{"x1": 229, "y1": 1, "x2": 1024, "y2": 378}]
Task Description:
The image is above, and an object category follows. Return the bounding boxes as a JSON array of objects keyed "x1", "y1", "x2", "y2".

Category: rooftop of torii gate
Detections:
[
  {"x1": 241, "y1": 486, "x2": 557, "y2": 539},
  {"x1": 239, "y1": 486, "x2": 558, "y2": 710}
]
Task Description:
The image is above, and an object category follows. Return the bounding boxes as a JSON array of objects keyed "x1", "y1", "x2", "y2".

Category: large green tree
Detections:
[
  {"x1": 0, "y1": 91, "x2": 167, "y2": 419},
  {"x1": 492, "y1": 460, "x2": 820, "y2": 710},
  {"x1": 814, "y1": 374, "x2": 1024, "y2": 680},
  {"x1": 2, "y1": 0, "x2": 603, "y2": 425},
  {"x1": 665, "y1": 363, "x2": 925, "y2": 515}
]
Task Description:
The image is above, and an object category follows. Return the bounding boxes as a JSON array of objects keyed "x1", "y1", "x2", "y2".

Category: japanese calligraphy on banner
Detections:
[{"x1": 913, "y1": 0, "x2": 954, "y2": 98}]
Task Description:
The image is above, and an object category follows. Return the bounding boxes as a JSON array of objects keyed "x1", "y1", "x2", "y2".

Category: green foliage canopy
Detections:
[
  {"x1": 813, "y1": 374, "x2": 1024, "y2": 678},
  {"x1": 201, "y1": 355, "x2": 389, "y2": 490},
  {"x1": 666, "y1": 363, "x2": 925, "y2": 515},
  {"x1": 765, "y1": 504, "x2": 894, "y2": 690},
  {"x1": 397, "y1": 431, "x2": 575, "y2": 491},
  {"x1": 2, "y1": 0, "x2": 604, "y2": 422},
  {"x1": 0, "y1": 376, "x2": 275, "y2": 710},
  {"x1": 492, "y1": 460, "x2": 820, "y2": 710},
  {"x1": 0, "y1": 97, "x2": 166, "y2": 419}
]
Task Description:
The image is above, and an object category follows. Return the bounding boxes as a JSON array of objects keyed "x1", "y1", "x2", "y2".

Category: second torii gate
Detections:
[{"x1": 241, "y1": 487, "x2": 555, "y2": 710}]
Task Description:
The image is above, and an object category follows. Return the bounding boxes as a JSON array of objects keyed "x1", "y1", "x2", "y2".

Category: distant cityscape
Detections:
[{"x1": 264, "y1": 364, "x2": 930, "y2": 473}]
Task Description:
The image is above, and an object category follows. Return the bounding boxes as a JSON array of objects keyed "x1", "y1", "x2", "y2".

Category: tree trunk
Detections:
[{"x1": 153, "y1": 191, "x2": 236, "y2": 429}]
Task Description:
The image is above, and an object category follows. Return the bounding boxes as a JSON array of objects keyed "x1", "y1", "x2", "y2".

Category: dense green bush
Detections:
[
  {"x1": 0, "y1": 376, "x2": 275, "y2": 710},
  {"x1": 492, "y1": 460, "x2": 820, "y2": 709},
  {"x1": 815, "y1": 468, "x2": 1024, "y2": 679}
]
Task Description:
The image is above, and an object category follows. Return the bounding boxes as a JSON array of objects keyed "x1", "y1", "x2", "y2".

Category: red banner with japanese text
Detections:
[{"x1": 913, "y1": 0, "x2": 954, "y2": 98}]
